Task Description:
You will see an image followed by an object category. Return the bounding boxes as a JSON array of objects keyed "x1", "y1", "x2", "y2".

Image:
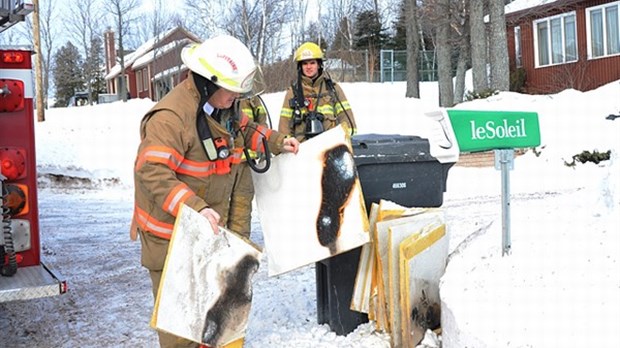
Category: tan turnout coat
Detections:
[{"x1": 130, "y1": 74, "x2": 285, "y2": 241}]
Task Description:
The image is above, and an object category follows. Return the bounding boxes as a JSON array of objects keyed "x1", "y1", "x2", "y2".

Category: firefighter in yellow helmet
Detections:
[
  {"x1": 279, "y1": 42, "x2": 357, "y2": 142},
  {"x1": 131, "y1": 34, "x2": 299, "y2": 348}
]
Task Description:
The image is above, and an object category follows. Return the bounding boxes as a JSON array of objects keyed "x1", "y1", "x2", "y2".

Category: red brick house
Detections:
[
  {"x1": 104, "y1": 26, "x2": 200, "y2": 101},
  {"x1": 506, "y1": 0, "x2": 620, "y2": 93}
]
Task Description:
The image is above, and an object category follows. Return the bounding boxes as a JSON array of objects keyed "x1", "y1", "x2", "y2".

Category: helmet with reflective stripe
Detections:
[
  {"x1": 182, "y1": 35, "x2": 257, "y2": 93},
  {"x1": 294, "y1": 42, "x2": 323, "y2": 62}
]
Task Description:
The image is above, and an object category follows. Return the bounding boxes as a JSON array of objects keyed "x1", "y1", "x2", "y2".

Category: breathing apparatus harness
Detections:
[
  {"x1": 194, "y1": 72, "x2": 271, "y2": 174},
  {"x1": 324, "y1": 71, "x2": 354, "y2": 137},
  {"x1": 289, "y1": 68, "x2": 354, "y2": 139},
  {"x1": 238, "y1": 94, "x2": 274, "y2": 173}
]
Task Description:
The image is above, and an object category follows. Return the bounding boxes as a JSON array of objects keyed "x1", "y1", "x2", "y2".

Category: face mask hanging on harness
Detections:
[
  {"x1": 288, "y1": 70, "x2": 354, "y2": 139},
  {"x1": 289, "y1": 74, "x2": 325, "y2": 138},
  {"x1": 289, "y1": 92, "x2": 324, "y2": 138},
  {"x1": 194, "y1": 73, "x2": 272, "y2": 174}
]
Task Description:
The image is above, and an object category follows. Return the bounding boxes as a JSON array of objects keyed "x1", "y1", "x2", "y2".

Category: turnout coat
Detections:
[
  {"x1": 278, "y1": 73, "x2": 356, "y2": 142},
  {"x1": 130, "y1": 74, "x2": 285, "y2": 241}
]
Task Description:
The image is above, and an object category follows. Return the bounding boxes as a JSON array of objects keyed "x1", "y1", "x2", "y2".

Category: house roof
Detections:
[
  {"x1": 105, "y1": 26, "x2": 199, "y2": 80},
  {"x1": 505, "y1": 0, "x2": 561, "y2": 15},
  {"x1": 505, "y1": 0, "x2": 589, "y2": 21},
  {"x1": 132, "y1": 38, "x2": 194, "y2": 70},
  {"x1": 482, "y1": 0, "x2": 560, "y2": 23},
  {"x1": 153, "y1": 64, "x2": 188, "y2": 81}
]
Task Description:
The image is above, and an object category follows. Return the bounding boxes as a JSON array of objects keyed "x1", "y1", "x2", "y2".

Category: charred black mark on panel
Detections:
[
  {"x1": 316, "y1": 144, "x2": 357, "y2": 254},
  {"x1": 202, "y1": 254, "x2": 260, "y2": 346},
  {"x1": 410, "y1": 288, "x2": 441, "y2": 345}
]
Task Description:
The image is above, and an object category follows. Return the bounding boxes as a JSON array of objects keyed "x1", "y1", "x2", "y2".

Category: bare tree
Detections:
[
  {"x1": 288, "y1": 0, "x2": 309, "y2": 53},
  {"x1": 435, "y1": 0, "x2": 454, "y2": 107},
  {"x1": 32, "y1": 0, "x2": 45, "y2": 121},
  {"x1": 226, "y1": 0, "x2": 266, "y2": 62},
  {"x1": 470, "y1": 0, "x2": 488, "y2": 92},
  {"x1": 17, "y1": 1, "x2": 57, "y2": 110},
  {"x1": 184, "y1": 0, "x2": 291, "y2": 65},
  {"x1": 0, "y1": 26, "x2": 19, "y2": 45},
  {"x1": 323, "y1": 0, "x2": 359, "y2": 50},
  {"x1": 106, "y1": 0, "x2": 140, "y2": 102},
  {"x1": 134, "y1": 0, "x2": 178, "y2": 45},
  {"x1": 141, "y1": 0, "x2": 188, "y2": 95},
  {"x1": 489, "y1": 0, "x2": 509, "y2": 91},
  {"x1": 182, "y1": 0, "x2": 218, "y2": 38},
  {"x1": 66, "y1": 0, "x2": 104, "y2": 105},
  {"x1": 39, "y1": 2, "x2": 57, "y2": 109},
  {"x1": 405, "y1": 0, "x2": 419, "y2": 98},
  {"x1": 536, "y1": 58, "x2": 595, "y2": 93},
  {"x1": 452, "y1": 0, "x2": 470, "y2": 103},
  {"x1": 224, "y1": 0, "x2": 291, "y2": 65}
]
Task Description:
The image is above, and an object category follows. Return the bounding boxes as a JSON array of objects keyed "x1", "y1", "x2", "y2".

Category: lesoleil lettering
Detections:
[{"x1": 470, "y1": 118, "x2": 527, "y2": 140}]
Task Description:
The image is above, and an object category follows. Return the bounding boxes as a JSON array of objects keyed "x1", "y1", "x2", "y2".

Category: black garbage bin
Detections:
[
  {"x1": 352, "y1": 134, "x2": 454, "y2": 208},
  {"x1": 315, "y1": 133, "x2": 455, "y2": 335}
]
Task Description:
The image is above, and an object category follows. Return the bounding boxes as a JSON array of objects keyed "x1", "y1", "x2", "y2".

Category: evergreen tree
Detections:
[
  {"x1": 53, "y1": 41, "x2": 85, "y2": 107},
  {"x1": 331, "y1": 17, "x2": 352, "y2": 51},
  {"x1": 392, "y1": 2, "x2": 407, "y2": 50},
  {"x1": 353, "y1": 10, "x2": 389, "y2": 79},
  {"x1": 303, "y1": 22, "x2": 327, "y2": 51},
  {"x1": 85, "y1": 36, "x2": 106, "y2": 103},
  {"x1": 353, "y1": 10, "x2": 388, "y2": 51}
]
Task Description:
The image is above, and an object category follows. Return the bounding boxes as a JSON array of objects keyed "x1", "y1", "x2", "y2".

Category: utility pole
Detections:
[{"x1": 32, "y1": 0, "x2": 45, "y2": 121}]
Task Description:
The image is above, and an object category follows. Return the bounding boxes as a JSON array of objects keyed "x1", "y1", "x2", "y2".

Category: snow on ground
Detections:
[{"x1": 0, "y1": 79, "x2": 619, "y2": 347}]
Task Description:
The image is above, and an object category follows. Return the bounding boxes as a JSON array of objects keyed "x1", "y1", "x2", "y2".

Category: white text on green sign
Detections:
[{"x1": 447, "y1": 110, "x2": 541, "y2": 152}]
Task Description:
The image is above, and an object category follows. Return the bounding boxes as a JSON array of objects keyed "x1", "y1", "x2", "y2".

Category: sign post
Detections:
[
  {"x1": 447, "y1": 110, "x2": 541, "y2": 256},
  {"x1": 496, "y1": 149, "x2": 514, "y2": 255}
]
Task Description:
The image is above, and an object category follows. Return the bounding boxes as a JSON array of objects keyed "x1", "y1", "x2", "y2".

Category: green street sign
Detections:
[{"x1": 446, "y1": 109, "x2": 541, "y2": 152}]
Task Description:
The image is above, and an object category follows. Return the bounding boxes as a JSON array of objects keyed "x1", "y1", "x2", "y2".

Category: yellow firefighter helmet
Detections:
[{"x1": 294, "y1": 42, "x2": 324, "y2": 62}]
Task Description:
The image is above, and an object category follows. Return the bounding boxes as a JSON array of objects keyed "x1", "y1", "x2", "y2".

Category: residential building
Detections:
[
  {"x1": 506, "y1": 0, "x2": 620, "y2": 93},
  {"x1": 104, "y1": 26, "x2": 200, "y2": 101}
]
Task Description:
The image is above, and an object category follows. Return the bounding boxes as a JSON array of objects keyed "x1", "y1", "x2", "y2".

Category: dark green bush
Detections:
[
  {"x1": 510, "y1": 68, "x2": 527, "y2": 92},
  {"x1": 564, "y1": 150, "x2": 611, "y2": 167},
  {"x1": 464, "y1": 88, "x2": 499, "y2": 101}
]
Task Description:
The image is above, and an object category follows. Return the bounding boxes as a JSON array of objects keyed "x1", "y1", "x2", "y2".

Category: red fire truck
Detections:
[{"x1": 0, "y1": 1, "x2": 67, "y2": 302}]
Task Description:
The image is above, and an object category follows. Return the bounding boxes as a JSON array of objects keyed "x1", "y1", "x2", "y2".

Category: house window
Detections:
[
  {"x1": 587, "y1": 1, "x2": 620, "y2": 58},
  {"x1": 514, "y1": 26, "x2": 522, "y2": 68},
  {"x1": 137, "y1": 70, "x2": 143, "y2": 92},
  {"x1": 123, "y1": 75, "x2": 130, "y2": 97},
  {"x1": 143, "y1": 68, "x2": 149, "y2": 92},
  {"x1": 534, "y1": 12, "x2": 578, "y2": 67}
]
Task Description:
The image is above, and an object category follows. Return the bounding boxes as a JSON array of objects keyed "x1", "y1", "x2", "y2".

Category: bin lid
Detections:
[
  {"x1": 423, "y1": 110, "x2": 460, "y2": 164},
  {"x1": 352, "y1": 134, "x2": 438, "y2": 164},
  {"x1": 351, "y1": 108, "x2": 460, "y2": 165}
]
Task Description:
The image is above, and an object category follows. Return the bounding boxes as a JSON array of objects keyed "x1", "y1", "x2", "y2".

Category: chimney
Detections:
[{"x1": 104, "y1": 27, "x2": 116, "y2": 74}]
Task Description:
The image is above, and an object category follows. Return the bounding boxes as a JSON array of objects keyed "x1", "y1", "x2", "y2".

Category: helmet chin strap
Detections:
[
  {"x1": 192, "y1": 71, "x2": 220, "y2": 112},
  {"x1": 193, "y1": 72, "x2": 229, "y2": 161}
]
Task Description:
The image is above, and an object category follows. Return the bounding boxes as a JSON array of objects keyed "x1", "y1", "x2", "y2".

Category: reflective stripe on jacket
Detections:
[
  {"x1": 131, "y1": 74, "x2": 285, "y2": 240},
  {"x1": 239, "y1": 97, "x2": 268, "y2": 161},
  {"x1": 278, "y1": 74, "x2": 356, "y2": 142}
]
